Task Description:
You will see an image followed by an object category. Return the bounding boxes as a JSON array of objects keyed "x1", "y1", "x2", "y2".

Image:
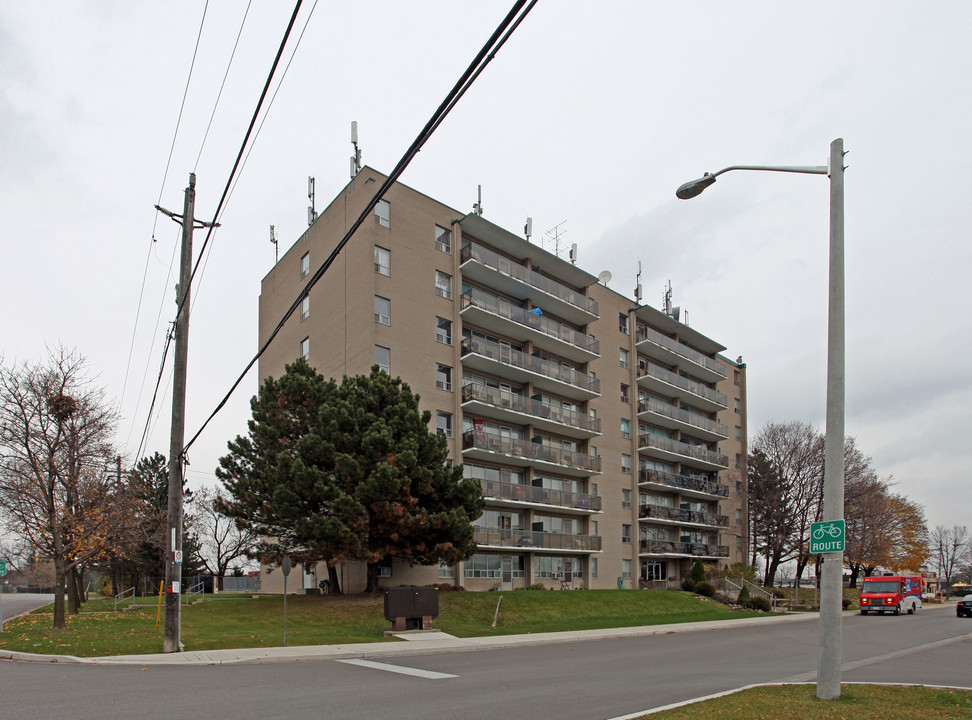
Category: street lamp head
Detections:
[{"x1": 676, "y1": 172, "x2": 716, "y2": 200}]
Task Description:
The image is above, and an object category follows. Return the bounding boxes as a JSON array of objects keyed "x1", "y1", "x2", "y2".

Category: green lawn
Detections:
[
  {"x1": 642, "y1": 683, "x2": 972, "y2": 719},
  {"x1": 0, "y1": 589, "x2": 763, "y2": 657}
]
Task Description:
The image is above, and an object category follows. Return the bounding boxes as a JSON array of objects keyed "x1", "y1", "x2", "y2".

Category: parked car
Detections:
[{"x1": 958, "y1": 597, "x2": 972, "y2": 618}]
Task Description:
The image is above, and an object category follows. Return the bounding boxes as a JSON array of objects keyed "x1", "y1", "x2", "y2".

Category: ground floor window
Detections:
[
  {"x1": 534, "y1": 555, "x2": 582, "y2": 580},
  {"x1": 437, "y1": 561, "x2": 455, "y2": 579},
  {"x1": 463, "y1": 553, "x2": 524, "y2": 579}
]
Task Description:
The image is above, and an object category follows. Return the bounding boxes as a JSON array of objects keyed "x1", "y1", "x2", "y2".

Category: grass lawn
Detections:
[
  {"x1": 640, "y1": 683, "x2": 972, "y2": 719},
  {"x1": 0, "y1": 589, "x2": 763, "y2": 657}
]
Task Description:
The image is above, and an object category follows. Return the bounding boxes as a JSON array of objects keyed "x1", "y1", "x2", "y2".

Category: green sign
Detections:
[
  {"x1": 0, "y1": 561, "x2": 6, "y2": 576},
  {"x1": 810, "y1": 519, "x2": 845, "y2": 554}
]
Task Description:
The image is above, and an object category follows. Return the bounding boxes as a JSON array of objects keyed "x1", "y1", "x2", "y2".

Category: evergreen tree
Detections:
[{"x1": 218, "y1": 361, "x2": 483, "y2": 593}]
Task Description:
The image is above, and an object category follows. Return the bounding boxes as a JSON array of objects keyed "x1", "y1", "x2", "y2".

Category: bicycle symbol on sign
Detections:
[{"x1": 812, "y1": 523, "x2": 842, "y2": 540}]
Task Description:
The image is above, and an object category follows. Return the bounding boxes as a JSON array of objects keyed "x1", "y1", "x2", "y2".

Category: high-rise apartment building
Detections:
[{"x1": 258, "y1": 168, "x2": 748, "y2": 594}]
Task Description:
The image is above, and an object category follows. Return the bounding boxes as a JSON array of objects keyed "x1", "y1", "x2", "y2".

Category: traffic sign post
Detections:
[
  {"x1": 1, "y1": 560, "x2": 6, "y2": 633},
  {"x1": 810, "y1": 519, "x2": 845, "y2": 554}
]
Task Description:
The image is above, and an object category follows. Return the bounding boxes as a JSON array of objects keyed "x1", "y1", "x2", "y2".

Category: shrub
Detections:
[
  {"x1": 695, "y1": 581, "x2": 715, "y2": 597},
  {"x1": 771, "y1": 587, "x2": 787, "y2": 599},
  {"x1": 737, "y1": 584, "x2": 751, "y2": 606},
  {"x1": 724, "y1": 562, "x2": 758, "y2": 583},
  {"x1": 516, "y1": 583, "x2": 547, "y2": 591},
  {"x1": 842, "y1": 597, "x2": 852, "y2": 610},
  {"x1": 681, "y1": 579, "x2": 697, "y2": 592},
  {"x1": 691, "y1": 559, "x2": 706, "y2": 583},
  {"x1": 749, "y1": 596, "x2": 772, "y2": 612}
]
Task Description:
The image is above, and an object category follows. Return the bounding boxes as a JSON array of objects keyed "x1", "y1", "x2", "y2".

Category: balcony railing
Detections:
[
  {"x1": 638, "y1": 398, "x2": 728, "y2": 438},
  {"x1": 638, "y1": 539, "x2": 729, "y2": 558},
  {"x1": 479, "y1": 478, "x2": 602, "y2": 511},
  {"x1": 474, "y1": 527, "x2": 602, "y2": 551},
  {"x1": 461, "y1": 287, "x2": 599, "y2": 356},
  {"x1": 638, "y1": 503, "x2": 729, "y2": 527},
  {"x1": 637, "y1": 326, "x2": 726, "y2": 378},
  {"x1": 461, "y1": 241, "x2": 599, "y2": 317},
  {"x1": 638, "y1": 468, "x2": 729, "y2": 497},
  {"x1": 638, "y1": 433, "x2": 729, "y2": 468},
  {"x1": 461, "y1": 336, "x2": 600, "y2": 395},
  {"x1": 638, "y1": 362, "x2": 728, "y2": 408},
  {"x1": 462, "y1": 382, "x2": 601, "y2": 434},
  {"x1": 462, "y1": 430, "x2": 602, "y2": 473}
]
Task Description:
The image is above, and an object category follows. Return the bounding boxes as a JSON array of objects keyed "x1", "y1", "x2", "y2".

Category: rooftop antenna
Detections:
[
  {"x1": 597, "y1": 270, "x2": 612, "y2": 286},
  {"x1": 569, "y1": 243, "x2": 578, "y2": 265},
  {"x1": 473, "y1": 185, "x2": 484, "y2": 216},
  {"x1": 270, "y1": 224, "x2": 278, "y2": 263},
  {"x1": 634, "y1": 261, "x2": 643, "y2": 304},
  {"x1": 524, "y1": 217, "x2": 533, "y2": 242},
  {"x1": 307, "y1": 176, "x2": 317, "y2": 226},
  {"x1": 663, "y1": 280, "x2": 673, "y2": 316},
  {"x1": 544, "y1": 220, "x2": 568, "y2": 257},
  {"x1": 350, "y1": 121, "x2": 362, "y2": 178}
]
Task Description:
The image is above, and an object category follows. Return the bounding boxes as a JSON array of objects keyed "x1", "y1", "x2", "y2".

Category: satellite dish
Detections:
[{"x1": 598, "y1": 270, "x2": 612, "y2": 286}]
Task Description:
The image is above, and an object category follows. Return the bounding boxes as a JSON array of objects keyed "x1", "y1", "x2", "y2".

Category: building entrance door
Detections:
[{"x1": 501, "y1": 556, "x2": 513, "y2": 590}]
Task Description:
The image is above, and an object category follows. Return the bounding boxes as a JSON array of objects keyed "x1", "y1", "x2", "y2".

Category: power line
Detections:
[{"x1": 183, "y1": 0, "x2": 537, "y2": 458}]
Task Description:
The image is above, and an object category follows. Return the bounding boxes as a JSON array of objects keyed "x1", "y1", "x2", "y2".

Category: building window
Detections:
[
  {"x1": 436, "y1": 364, "x2": 452, "y2": 392},
  {"x1": 374, "y1": 296, "x2": 390, "y2": 325},
  {"x1": 299, "y1": 337, "x2": 309, "y2": 361},
  {"x1": 621, "y1": 453, "x2": 632, "y2": 474},
  {"x1": 374, "y1": 245, "x2": 390, "y2": 275},
  {"x1": 621, "y1": 418, "x2": 630, "y2": 440},
  {"x1": 437, "y1": 561, "x2": 455, "y2": 579},
  {"x1": 622, "y1": 559, "x2": 632, "y2": 579},
  {"x1": 435, "y1": 270, "x2": 452, "y2": 299},
  {"x1": 735, "y1": 425, "x2": 742, "y2": 442},
  {"x1": 375, "y1": 199, "x2": 390, "y2": 228},
  {"x1": 622, "y1": 524, "x2": 632, "y2": 543},
  {"x1": 735, "y1": 453, "x2": 742, "y2": 469},
  {"x1": 436, "y1": 317, "x2": 452, "y2": 345},
  {"x1": 620, "y1": 347, "x2": 629, "y2": 369},
  {"x1": 300, "y1": 252, "x2": 310, "y2": 278},
  {"x1": 300, "y1": 296, "x2": 310, "y2": 322},
  {"x1": 622, "y1": 488, "x2": 632, "y2": 508},
  {"x1": 734, "y1": 369, "x2": 740, "y2": 386},
  {"x1": 436, "y1": 411, "x2": 453, "y2": 438},
  {"x1": 736, "y1": 480, "x2": 743, "y2": 493},
  {"x1": 734, "y1": 397, "x2": 741, "y2": 414},
  {"x1": 736, "y1": 509, "x2": 743, "y2": 525},
  {"x1": 377, "y1": 560, "x2": 392, "y2": 578},
  {"x1": 591, "y1": 557, "x2": 598, "y2": 579},
  {"x1": 620, "y1": 384, "x2": 629, "y2": 404},
  {"x1": 375, "y1": 345, "x2": 390, "y2": 374},
  {"x1": 435, "y1": 224, "x2": 451, "y2": 254},
  {"x1": 619, "y1": 313, "x2": 629, "y2": 334}
]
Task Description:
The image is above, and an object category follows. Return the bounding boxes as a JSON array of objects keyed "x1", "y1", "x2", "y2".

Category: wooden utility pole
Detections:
[{"x1": 156, "y1": 173, "x2": 216, "y2": 653}]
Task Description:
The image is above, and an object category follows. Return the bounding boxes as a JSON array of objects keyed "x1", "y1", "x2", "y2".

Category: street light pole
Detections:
[{"x1": 676, "y1": 139, "x2": 846, "y2": 699}]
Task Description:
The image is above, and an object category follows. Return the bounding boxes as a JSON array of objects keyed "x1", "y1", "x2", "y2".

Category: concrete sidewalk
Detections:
[{"x1": 1, "y1": 609, "x2": 830, "y2": 666}]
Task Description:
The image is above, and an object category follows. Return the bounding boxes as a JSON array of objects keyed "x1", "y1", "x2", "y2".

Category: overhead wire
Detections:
[
  {"x1": 183, "y1": 0, "x2": 537, "y2": 458},
  {"x1": 121, "y1": 1, "x2": 211, "y2": 456}
]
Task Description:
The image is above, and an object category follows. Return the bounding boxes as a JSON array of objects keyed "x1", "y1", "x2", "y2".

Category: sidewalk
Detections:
[{"x1": 2, "y1": 608, "x2": 832, "y2": 666}]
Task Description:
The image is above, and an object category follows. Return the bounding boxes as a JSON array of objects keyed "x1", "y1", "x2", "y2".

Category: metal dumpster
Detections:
[{"x1": 384, "y1": 586, "x2": 439, "y2": 631}]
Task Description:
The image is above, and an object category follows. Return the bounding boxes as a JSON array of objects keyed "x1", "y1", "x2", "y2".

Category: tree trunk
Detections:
[
  {"x1": 327, "y1": 562, "x2": 342, "y2": 595},
  {"x1": 52, "y1": 555, "x2": 67, "y2": 630},
  {"x1": 67, "y1": 567, "x2": 82, "y2": 614},
  {"x1": 848, "y1": 564, "x2": 860, "y2": 588},
  {"x1": 365, "y1": 562, "x2": 380, "y2": 594}
]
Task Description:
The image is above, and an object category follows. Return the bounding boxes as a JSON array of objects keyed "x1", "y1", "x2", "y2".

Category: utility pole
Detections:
[{"x1": 155, "y1": 173, "x2": 217, "y2": 653}]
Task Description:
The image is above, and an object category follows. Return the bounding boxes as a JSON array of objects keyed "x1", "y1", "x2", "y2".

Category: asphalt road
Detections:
[
  {"x1": 0, "y1": 593, "x2": 53, "y2": 625},
  {"x1": 2, "y1": 605, "x2": 969, "y2": 720}
]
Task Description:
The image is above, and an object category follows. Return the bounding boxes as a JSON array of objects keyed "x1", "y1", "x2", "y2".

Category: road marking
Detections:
[{"x1": 337, "y1": 658, "x2": 458, "y2": 679}]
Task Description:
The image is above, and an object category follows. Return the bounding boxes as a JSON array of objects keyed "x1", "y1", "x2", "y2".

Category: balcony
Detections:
[
  {"x1": 479, "y1": 478, "x2": 601, "y2": 513},
  {"x1": 460, "y1": 287, "x2": 599, "y2": 363},
  {"x1": 638, "y1": 468, "x2": 728, "y2": 499},
  {"x1": 637, "y1": 362, "x2": 728, "y2": 412},
  {"x1": 638, "y1": 540, "x2": 729, "y2": 558},
  {"x1": 638, "y1": 397, "x2": 729, "y2": 441},
  {"x1": 461, "y1": 382, "x2": 601, "y2": 439},
  {"x1": 461, "y1": 336, "x2": 600, "y2": 401},
  {"x1": 638, "y1": 433, "x2": 728, "y2": 472},
  {"x1": 638, "y1": 503, "x2": 729, "y2": 528},
  {"x1": 474, "y1": 527, "x2": 602, "y2": 553},
  {"x1": 460, "y1": 241, "x2": 599, "y2": 324},
  {"x1": 462, "y1": 429, "x2": 601, "y2": 478},
  {"x1": 637, "y1": 326, "x2": 727, "y2": 382}
]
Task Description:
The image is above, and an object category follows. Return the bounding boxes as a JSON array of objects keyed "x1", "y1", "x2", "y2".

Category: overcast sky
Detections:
[{"x1": 3, "y1": 2, "x2": 970, "y2": 534}]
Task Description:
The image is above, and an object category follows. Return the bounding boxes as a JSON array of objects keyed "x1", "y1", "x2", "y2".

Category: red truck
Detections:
[{"x1": 859, "y1": 575, "x2": 924, "y2": 615}]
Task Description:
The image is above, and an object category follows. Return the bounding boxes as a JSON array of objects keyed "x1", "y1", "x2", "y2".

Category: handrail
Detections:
[
  {"x1": 114, "y1": 586, "x2": 135, "y2": 612},
  {"x1": 638, "y1": 502, "x2": 729, "y2": 527},
  {"x1": 462, "y1": 382, "x2": 601, "y2": 433},
  {"x1": 638, "y1": 362, "x2": 728, "y2": 407},
  {"x1": 638, "y1": 467, "x2": 729, "y2": 497},
  {"x1": 637, "y1": 326, "x2": 727, "y2": 377},
  {"x1": 638, "y1": 433, "x2": 729, "y2": 468},
  {"x1": 462, "y1": 430, "x2": 602, "y2": 473},
  {"x1": 461, "y1": 337, "x2": 600, "y2": 394},
  {"x1": 479, "y1": 477, "x2": 601, "y2": 511},
  {"x1": 638, "y1": 397, "x2": 729, "y2": 437},
  {"x1": 473, "y1": 527, "x2": 602, "y2": 551}
]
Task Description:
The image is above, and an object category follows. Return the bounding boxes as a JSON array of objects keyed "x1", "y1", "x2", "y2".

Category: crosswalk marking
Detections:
[{"x1": 337, "y1": 658, "x2": 458, "y2": 679}]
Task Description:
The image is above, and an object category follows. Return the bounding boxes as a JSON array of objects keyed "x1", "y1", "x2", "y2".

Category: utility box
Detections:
[{"x1": 384, "y1": 586, "x2": 439, "y2": 631}]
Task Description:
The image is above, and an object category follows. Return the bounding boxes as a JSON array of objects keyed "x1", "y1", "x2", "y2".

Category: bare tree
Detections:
[
  {"x1": 0, "y1": 348, "x2": 119, "y2": 629},
  {"x1": 930, "y1": 524, "x2": 969, "y2": 596},
  {"x1": 188, "y1": 486, "x2": 258, "y2": 589}
]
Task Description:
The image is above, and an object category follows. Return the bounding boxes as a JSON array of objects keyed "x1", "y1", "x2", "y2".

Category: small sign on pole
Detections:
[{"x1": 810, "y1": 519, "x2": 845, "y2": 554}]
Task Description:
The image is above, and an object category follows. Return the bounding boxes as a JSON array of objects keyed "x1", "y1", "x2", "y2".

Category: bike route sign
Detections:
[{"x1": 810, "y1": 519, "x2": 845, "y2": 554}]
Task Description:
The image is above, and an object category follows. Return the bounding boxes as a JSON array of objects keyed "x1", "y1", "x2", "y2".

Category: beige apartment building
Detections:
[{"x1": 258, "y1": 167, "x2": 748, "y2": 594}]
